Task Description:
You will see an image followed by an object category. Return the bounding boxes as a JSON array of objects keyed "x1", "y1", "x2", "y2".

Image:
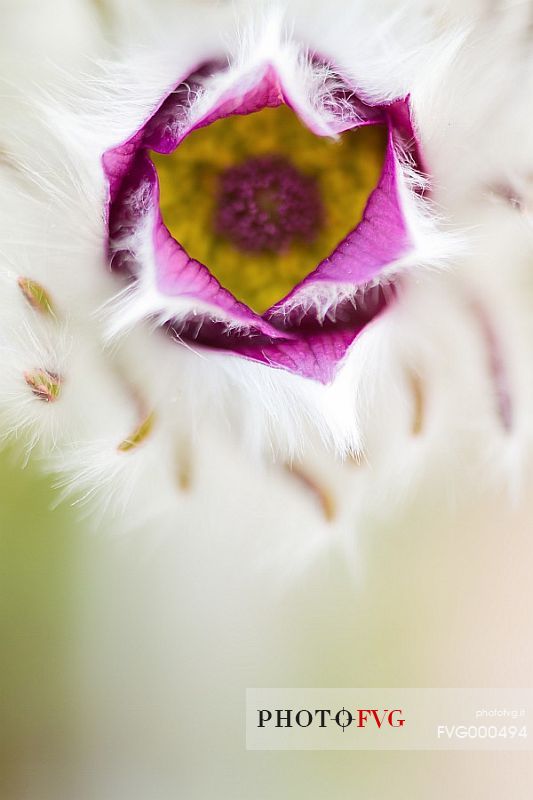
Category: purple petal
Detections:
[{"x1": 103, "y1": 60, "x2": 424, "y2": 383}]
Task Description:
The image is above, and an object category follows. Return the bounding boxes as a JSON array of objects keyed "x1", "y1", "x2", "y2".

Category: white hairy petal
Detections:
[{"x1": 0, "y1": 0, "x2": 531, "y2": 526}]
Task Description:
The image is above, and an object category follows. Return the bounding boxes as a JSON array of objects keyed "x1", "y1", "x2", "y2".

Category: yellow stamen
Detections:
[
  {"x1": 118, "y1": 412, "x2": 155, "y2": 452},
  {"x1": 18, "y1": 277, "x2": 55, "y2": 316},
  {"x1": 285, "y1": 462, "x2": 336, "y2": 522},
  {"x1": 408, "y1": 370, "x2": 425, "y2": 436},
  {"x1": 24, "y1": 369, "x2": 62, "y2": 403},
  {"x1": 152, "y1": 106, "x2": 387, "y2": 314}
]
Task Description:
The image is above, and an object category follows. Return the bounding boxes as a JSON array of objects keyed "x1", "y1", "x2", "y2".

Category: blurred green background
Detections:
[
  {"x1": 1, "y1": 440, "x2": 532, "y2": 799},
  {"x1": 0, "y1": 445, "x2": 79, "y2": 797}
]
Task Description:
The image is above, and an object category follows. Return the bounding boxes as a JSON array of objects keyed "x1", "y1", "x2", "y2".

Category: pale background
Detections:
[{"x1": 1, "y1": 438, "x2": 532, "y2": 798}]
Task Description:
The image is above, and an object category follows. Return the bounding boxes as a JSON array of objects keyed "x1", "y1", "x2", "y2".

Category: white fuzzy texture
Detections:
[
  {"x1": 4, "y1": 6, "x2": 533, "y2": 799},
  {"x1": 0, "y1": 0, "x2": 532, "y2": 527}
]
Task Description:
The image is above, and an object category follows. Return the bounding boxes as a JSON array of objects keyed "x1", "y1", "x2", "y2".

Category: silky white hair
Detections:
[{"x1": 0, "y1": 0, "x2": 532, "y2": 530}]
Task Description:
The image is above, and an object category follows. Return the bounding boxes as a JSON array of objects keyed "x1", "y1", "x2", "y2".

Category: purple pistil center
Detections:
[{"x1": 214, "y1": 156, "x2": 323, "y2": 253}]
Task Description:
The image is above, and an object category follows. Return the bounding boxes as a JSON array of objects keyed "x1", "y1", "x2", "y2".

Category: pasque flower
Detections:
[
  {"x1": 3, "y1": 0, "x2": 528, "y2": 522},
  {"x1": 103, "y1": 46, "x2": 427, "y2": 384},
  {"x1": 0, "y1": 3, "x2": 455, "y2": 517}
]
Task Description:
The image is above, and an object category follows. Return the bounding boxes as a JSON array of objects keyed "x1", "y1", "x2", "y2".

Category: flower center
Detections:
[
  {"x1": 152, "y1": 106, "x2": 387, "y2": 314},
  {"x1": 214, "y1": 155, "x2": 323, "y2": 253}
]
